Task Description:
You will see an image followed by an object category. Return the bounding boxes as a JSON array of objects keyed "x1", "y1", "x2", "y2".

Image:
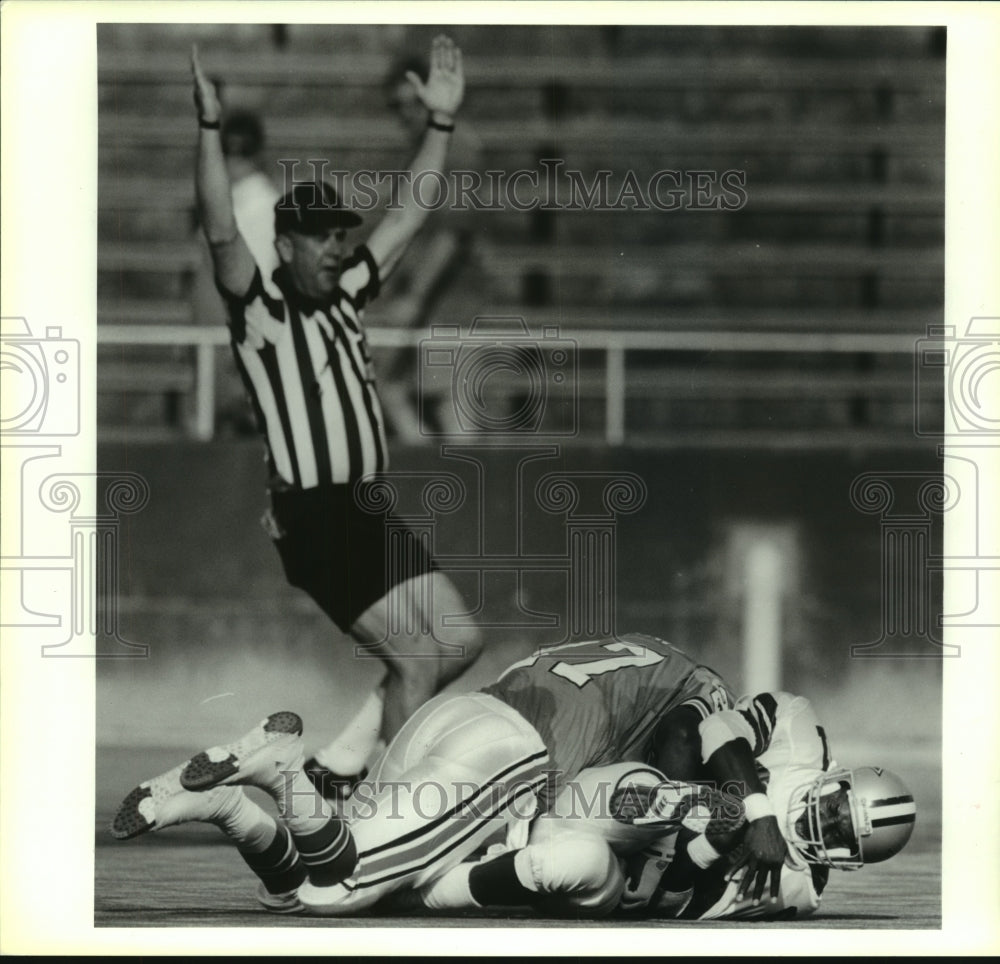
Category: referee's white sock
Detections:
[{"x1": 314, "y1": 687, "x2": 384, "y2": 775}]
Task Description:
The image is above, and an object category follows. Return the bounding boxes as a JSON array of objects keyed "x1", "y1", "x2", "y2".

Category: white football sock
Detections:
[
  {"x1": 275, "y1": 766, "x2": 339, "y2": 837},
  {"x1": 212, "y1": 789, "x2": 280, "y2": 853}
]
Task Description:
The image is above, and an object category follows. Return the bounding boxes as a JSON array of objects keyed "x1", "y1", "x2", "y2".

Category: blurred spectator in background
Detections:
[
  {"x1": 373, "y1": 54, "x2": 488, "y2": 440},
  {"x1": 190, "y1": 106, "x2": 279, "y2": 435}
]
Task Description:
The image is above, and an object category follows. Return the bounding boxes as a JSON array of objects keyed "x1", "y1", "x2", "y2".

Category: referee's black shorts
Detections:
[{"x1": 266, "y1": 482, "x2": 435, "y2": 632}]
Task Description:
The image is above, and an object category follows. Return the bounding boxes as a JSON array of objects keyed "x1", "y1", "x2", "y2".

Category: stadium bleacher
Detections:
[{"x1": 96, "y1": 23, "x2": 944, "y2": 444}]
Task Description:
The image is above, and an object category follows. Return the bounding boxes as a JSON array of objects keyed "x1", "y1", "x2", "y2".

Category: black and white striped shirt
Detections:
[{"x1": 223, "y1": 246, "x2": 388, "y2": 489}]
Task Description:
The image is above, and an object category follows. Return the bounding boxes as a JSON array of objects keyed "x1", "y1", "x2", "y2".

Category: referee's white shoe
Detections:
[{"x1": 180, "y1": 710, "x2": 304, "y2": 793}]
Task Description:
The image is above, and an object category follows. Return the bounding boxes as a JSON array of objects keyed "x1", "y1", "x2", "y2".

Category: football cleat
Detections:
[
  {"x1": 787, "y1": 765, "x2": 916, "y2": 869},
  {"x1": 255, "y1": 883, "x2": 305, "y2": 915},
  {"x1": 297, "y1": 878, "x2": 353, "y2": 916},
  {"x1": 110, "y1": 760, "x2": 243, "y2": 840},
  {"x1": 180, "y1": 711, "x2": 304, "y2": 792},
  {"x1": 303, "y1": 757, "x2": 367, "y2": 803}
]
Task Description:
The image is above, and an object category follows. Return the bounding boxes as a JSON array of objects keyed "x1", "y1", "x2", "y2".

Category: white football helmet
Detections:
[{"x1": 786, "y1": 766, "x2": 916, "y2": 870}]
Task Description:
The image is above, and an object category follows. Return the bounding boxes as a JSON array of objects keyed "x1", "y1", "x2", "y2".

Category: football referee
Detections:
[{"x1": 191, "y1": 36, "x2": 482, "y2": 796}]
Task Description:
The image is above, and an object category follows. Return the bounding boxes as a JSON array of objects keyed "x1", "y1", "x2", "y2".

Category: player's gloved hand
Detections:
[
  {"x1": 407, "y1": 35, "x2": 465, "y2": 120},
  {"x1": 190, "y1": 43, "x2": 222, "y2": 124},
  {"x1": 727, "y1": 814, "x2": 786, "y2": 904}
]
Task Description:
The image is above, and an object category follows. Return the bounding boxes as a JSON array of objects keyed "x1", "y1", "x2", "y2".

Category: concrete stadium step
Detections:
[
  {"x1": 98, "y1": 23, "x2": 606, "y2": 60},
  {"x1": 101, "y1": 176, "x2": 945, "y2": 212},
  {"x1": 572, "y1": 86, "x2": 943, "y2": 127},
  {"x1": 99, "y1": 114, "x2": 943, "y2": 155},
  {"x1": 98, "y1": 239, "x2": 943, "y2": 275},
  {"x1": 100, "y1": 361, "x2": 194, "y2": 394},
  {"x1": 97, "y1": 300, "x2": 941, "y2": 335},
  {"x1": 709, "y1": 275, "x2": 941, "y2": 311},
  {"x1": 99, "y1": 146, "x2": 408, "y2": 183},
  {"x1": 98, "y1": 209, "x2": 196, "y2": 244},
  {"x1": 99, "y1": 300, "x2": 192, "y2": 325},
  {"x1": 486, "y1": 241, "x2": 943, "y2": 275},
  {"x1": 98, "y1": 176, "x2": 943, "y2": 245},
  {"x1": 97, "y1": 79, "x2": 944, "y2": 128},
  {"x1": 604, "y1": 24, "x2": 944, "y2": 59},
  {"x1": 96, "y1": 244, "x2": 943, "y2": 308},
  {"x1": 99, "y1": 80, "x2": 945, "y2": 126},
  {"x1": 98, "y1": 275, "x2": 942, "y2": 311},
  {"x1": 99, "y1": 49, "x2": 944, "y2": 93},
  {"x1": 98, "y1": 22, "x2": 944, "y2": 61},
  {"x1": 98, "y1": 21, "x2": 404, "y2": 56},
  {"x1": 98, "y1": 149, "x2": 945, "y2": 197},
  {"x1": 722, "y1": 208, "x2": 942, "y2": 248},
  {"x1": 100, "y1": 242, "x2": 199, "y2": 273},
  {"x1": 96, "y1": 209, "x2": 943, "y2": 248}
]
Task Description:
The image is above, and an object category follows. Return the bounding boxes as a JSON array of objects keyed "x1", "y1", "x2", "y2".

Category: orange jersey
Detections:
[{"x1": 483, "y1": 634, "x2": 733, "y2": 810}]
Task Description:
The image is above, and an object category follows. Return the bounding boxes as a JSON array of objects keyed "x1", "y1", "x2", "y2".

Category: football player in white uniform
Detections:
[
  {"x1": 414, "y1": 691, "x2": 917, "y2": 921},
  {"x1": 619, "y1": 691, "x2": 918, "y2": 920}
]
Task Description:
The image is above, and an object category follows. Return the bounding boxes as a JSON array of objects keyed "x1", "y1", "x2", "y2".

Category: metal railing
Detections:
[{"x1": 97, "y1": 324, "x2": 925, "y2": 445}]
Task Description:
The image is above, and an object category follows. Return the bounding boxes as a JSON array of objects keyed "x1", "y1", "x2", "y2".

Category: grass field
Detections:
[
  {"x1": 95, "y1": 744, "x2": 941, "y2": 931},
  {"x1": 95, "y1": 845, "x2": 940, "y2": 930}
]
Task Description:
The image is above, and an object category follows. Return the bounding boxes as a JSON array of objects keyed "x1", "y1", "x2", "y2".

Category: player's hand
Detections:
[
  {"x1": 191, "y1": 43, "x2": 222, "y2": 124},
  {"x1": 727, "y1": 815, "x2": 786, "y2": 904},
  {"x1": 407, "y1": 35, "x2": 464, "y2": 120}
]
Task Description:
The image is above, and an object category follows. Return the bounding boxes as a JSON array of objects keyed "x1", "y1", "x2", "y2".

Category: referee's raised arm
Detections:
[
  {"x1": 366, "y1": 35, "x2": 466, "y2": 280},
  {"x1": 191, "y1": 44, "x2": 255, "y2": 298}
]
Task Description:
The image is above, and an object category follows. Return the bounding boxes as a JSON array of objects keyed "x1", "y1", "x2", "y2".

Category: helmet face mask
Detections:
[
  {"x1": 789, "y1": 771, "x2": 863, "y2": 869},
  {"x1": 788, "y1": 766, "x2": 916, "y2": 870}
]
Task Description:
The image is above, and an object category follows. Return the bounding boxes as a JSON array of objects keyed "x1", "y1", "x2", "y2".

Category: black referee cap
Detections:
[{"x1": 274, "y1": 181, "x2": 363, "y2": 235}]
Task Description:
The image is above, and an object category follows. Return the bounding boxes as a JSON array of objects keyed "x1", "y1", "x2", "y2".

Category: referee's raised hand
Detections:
[
  {"x1": 405, "y1": 35, "x2": 465, "y2": 119},
  {"x1": 191, "y1": 43, "x2": 222, "y2": 124}
]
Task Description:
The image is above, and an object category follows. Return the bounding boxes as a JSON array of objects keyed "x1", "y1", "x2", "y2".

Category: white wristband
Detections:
[
  {"x1": 688, "y1": 833, "x2": 722, "y2": 869},
  {"x1": 743, "y1": 792, "x2": 775, "y2": 822}
]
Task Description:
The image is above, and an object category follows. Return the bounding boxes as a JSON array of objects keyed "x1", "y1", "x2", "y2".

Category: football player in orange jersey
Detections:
[{"x1": 110, "y1": 634, "x2": 745, "y2": 915}]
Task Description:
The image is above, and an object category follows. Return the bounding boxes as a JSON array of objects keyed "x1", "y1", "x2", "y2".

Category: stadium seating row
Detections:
[{"x1": 96, "y1": 24, "x2": 944, "y2": 442}]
